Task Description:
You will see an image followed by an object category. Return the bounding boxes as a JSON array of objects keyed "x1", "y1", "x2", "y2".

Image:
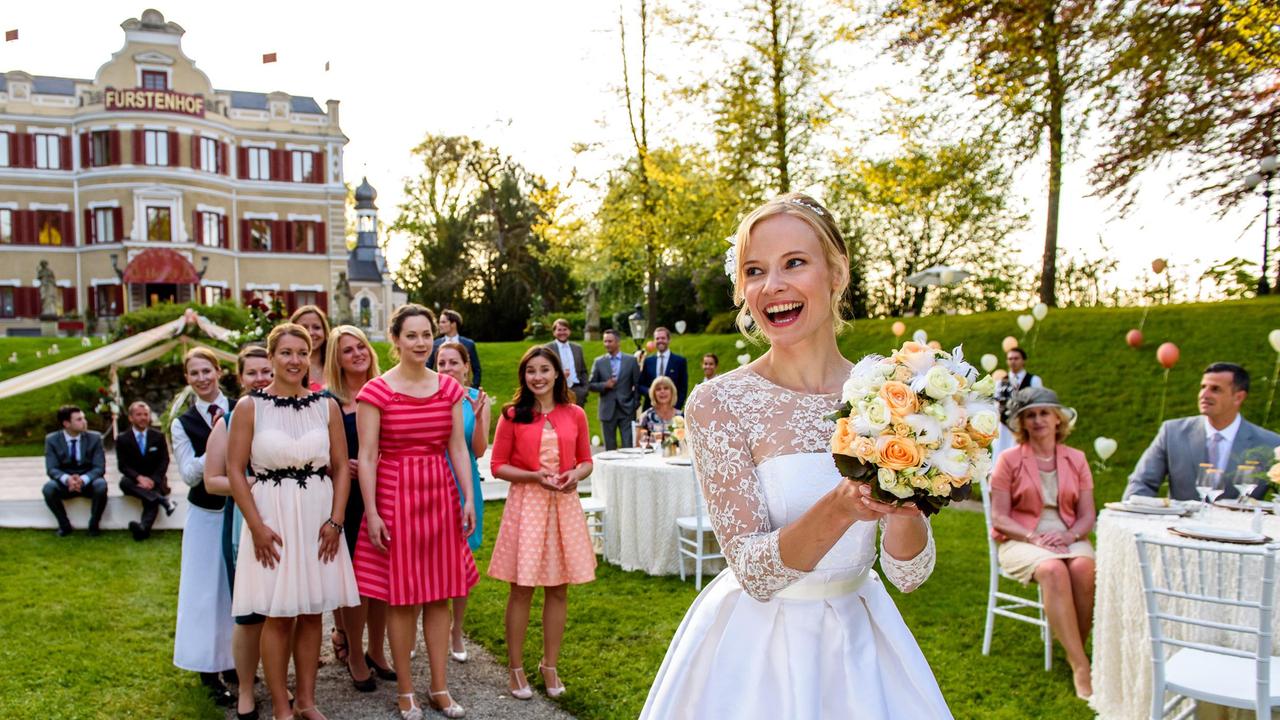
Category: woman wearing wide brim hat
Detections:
[{"x1": 988, "y1": 387, "x2": 1096, "y2": 700}]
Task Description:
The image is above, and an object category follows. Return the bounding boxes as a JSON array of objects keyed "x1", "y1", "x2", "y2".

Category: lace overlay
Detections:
[{"x1": 685, "y1": 368, "x2": 936, "y2": 601}]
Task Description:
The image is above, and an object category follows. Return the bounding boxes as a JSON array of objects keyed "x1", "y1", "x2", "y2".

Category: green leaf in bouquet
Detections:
[
  {"x1": 833, "y1": 453, "x2": 875, "y2": 481},
  {"x1": 826, "y1": 405, "x2": 853, "y2": 422}
]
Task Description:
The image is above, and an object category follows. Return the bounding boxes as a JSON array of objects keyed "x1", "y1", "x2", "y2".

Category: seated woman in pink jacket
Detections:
[
  {"x1": 488, "y1": 346, "x2": 595, "y2": 701},
  {"x1": 989, "y1": 386, "x2": 1095, "y2": 701}
]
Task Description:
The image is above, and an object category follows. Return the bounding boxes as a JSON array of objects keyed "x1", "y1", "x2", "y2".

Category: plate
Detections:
[
  {"x1": 1213, "y1": 498, "x2": 1276, "y2": 514},
  {"x1": 619, "y1": 447, "x2": 651, "y2": 455},
  {"x1": 664, "y1": 457, "x2": 692, "y2": 466},
  {"x1": 1103, "y1": 501, "x2": 1188, "y2": 516},
  {"x1": 1168, "y1": 523, "x2": 1271, "y2": 545},
  {"x1": 595, "y1": 451, "x2": 628, "y2": 461}
]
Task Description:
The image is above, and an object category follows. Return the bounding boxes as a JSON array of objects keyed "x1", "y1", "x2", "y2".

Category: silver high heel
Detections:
[
  {"x1": 508, "y1": 667, "x2": 533, "y2": 700},
  {"x1": 428, "y1": 690, "x2": 465, "y2": 718},
  {"x1": 397, "y1": 692, "x2": 423, "y2": 720}
]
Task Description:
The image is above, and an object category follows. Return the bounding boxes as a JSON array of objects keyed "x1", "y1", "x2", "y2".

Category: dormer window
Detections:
[{"x1": 141, "y1": 70, "x2": 168, "y2": 90}]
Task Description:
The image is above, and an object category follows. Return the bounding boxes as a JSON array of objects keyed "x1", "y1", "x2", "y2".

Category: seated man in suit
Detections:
[
  {"x1": 426, "y1": 308, "x2": 482, "y2": 387},
  {"x1": 639, "y1": 326, "x2": 689, "y2": 410},
  {"x1": 42, "y1": 404, "x2": 107, "y2": 537},
  {"x1": 589, "y1": 329, "x2": 642, "y2": 449},
  {"x1": 117, "y1": 400, "x2": 175, "y2": 541},
  {"x1": 546, "y1": 318, "x2": 589, "y2": 407},
  {"x1": 1125, "y1": 362, "x2": 1280, "y2": 501}
]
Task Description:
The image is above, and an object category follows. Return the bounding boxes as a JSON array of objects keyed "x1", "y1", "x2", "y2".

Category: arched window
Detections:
[{"x1": 359, "y1": 297, "x2": 372, "y2": 327}]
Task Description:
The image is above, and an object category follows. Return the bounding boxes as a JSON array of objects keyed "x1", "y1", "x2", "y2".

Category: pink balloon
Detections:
[
  {"x1": 891, "y1": 321, "x2": 906, "y2": 337},
  {"x1": 1126, "y1": 329, "x2": 1143, "y2": 348},
  {"x1": 1156, "y1": 342, "x2": 1180, "y2": 370},
  {"x1": 645, "y1": 340, "x2": 656, "y2": 352}
]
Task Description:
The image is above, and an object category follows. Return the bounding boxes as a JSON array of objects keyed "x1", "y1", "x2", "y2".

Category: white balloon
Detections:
[
  {"x1": 980, "y1": 354, "x2": 998, "y2": 373},
  {"x1": 1094, "y1": 437, "x2": 1118, "y2": 462},
  {"x1": 1270, "y1": 329, "x2": 1280, "y2": 354},
  {"x1": 737, "y1": 353, "x2": 751, "y2": 366},
  {"x1": 591, "y1": 435, "x2": 602, "y2": 447},
  {"x1": 1032, "y1": 303, "x2": 1048, "y2": 321},
  {"x1": 735, "y1": 339, "x2": 747, "y2": 350},
  {"x1": 675, "y1": 320, "x2": 687, "y2": 335},
  {"x1": 912, "y1": 329, "x2": 928, "y2": 344},
  {"x1": 1016, "y1": 314, "x2": 1034, "y2": 333}
]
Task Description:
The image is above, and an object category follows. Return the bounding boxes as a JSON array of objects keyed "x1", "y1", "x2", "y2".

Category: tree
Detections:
[
  {"x1": 827, "y1": 119, "x2": 1028, "y2": 317},
  {"x1": 877, "y1": 1, "x2": 1101, "y2": 307}
]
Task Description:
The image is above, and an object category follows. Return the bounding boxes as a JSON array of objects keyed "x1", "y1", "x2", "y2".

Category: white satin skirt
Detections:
[
  {"x1": 173, "y1": 505, "x2": 234, "y2": 672},
  {"x1": 641, "y1": 567, "x2": 953, "y2": 719}
]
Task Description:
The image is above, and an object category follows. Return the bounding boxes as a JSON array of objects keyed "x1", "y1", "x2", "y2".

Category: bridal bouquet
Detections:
[{"x1": 829, "y1": 342, "x2": 999, "y2": 516}]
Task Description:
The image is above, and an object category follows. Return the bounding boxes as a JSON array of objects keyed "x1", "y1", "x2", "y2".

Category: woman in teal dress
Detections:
[{"x1": 435, "y1": 341, "x2": 491, "y2": 662}]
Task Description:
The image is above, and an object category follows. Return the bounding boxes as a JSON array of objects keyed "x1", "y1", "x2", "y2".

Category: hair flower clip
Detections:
[{"x1": 723, "y1": 236, "x2": 738, "y2": 281}]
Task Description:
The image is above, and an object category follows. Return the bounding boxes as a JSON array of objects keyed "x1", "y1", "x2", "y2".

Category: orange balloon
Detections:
[
  {"x1": 991, "y1": 369, "x2": 1008, "y2": 382},
  {"x1": 1001, "y1": 336, "x2": 1019, "y2": 353},
  {"x1": 891, "y1": 321, "x2": 906, "y2": 337},
  {"x1": 1151, "y1": 258, "x2": 1167, "y2": 274},
  {"x1": 1126, "y1": 329, "x2": 1143, "y2": 348},
  {"x1": 1156, "y1": 342, "x2": 1179, "y2": 369},
  {"x1": 927, "y1": 340, "x2": 942, "y2": 350},
  {"x1": 645, "y1": 340, "x2": 656, "y2": 352}
]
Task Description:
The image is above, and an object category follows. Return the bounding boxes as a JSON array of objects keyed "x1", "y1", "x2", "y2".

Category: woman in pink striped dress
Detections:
[{"x1": 352, "y1": 304, "x2": 477, "y2": 719}]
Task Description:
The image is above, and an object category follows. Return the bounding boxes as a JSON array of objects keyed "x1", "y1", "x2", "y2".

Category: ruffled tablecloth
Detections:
[
  {"x1": 592, "y1": 452, "x2": 726, "y2": 577},
  {"x1": 1093, "y1": 505, "x2": 1280, "y2": 720}
]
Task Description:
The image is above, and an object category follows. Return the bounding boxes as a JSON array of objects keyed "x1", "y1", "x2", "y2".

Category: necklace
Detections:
[{"x1": 1036, "y1": 455, "x2": 1055, "y2": 462}]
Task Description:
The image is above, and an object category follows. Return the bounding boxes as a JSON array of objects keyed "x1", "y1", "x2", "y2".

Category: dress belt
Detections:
[{"x1": 775, "y1": 571, "x2": 870, "y2": 601}]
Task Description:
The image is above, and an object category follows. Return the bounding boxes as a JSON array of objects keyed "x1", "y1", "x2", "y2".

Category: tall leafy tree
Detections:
[{"x1": 878, "y1": 0, "x2": 1100, "y2": 307}]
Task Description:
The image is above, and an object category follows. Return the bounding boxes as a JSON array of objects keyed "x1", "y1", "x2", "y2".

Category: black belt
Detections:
[{"x1": 253, "y1": 463, "x2": 328, "y2": 490}]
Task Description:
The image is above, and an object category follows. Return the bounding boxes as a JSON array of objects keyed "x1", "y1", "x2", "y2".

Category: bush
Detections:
[
  {"x1": 704, "y1": 310, "x2": 740, "y2": 335},
  {"x1": 113, "y1": 301, "x2": 249, "y2": 340}
]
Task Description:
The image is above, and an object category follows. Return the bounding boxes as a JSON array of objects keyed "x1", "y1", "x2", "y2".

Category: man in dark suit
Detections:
[
  {"x1": 117, "y1": 401, "x2": 175, "y2": 541},
  {"x1": 546, "y1": 317, "x2": 589, "y2": 407},
  {"x1": 1125, "y1": 362, "x2": 1280, "y2": 501},
  {"x1": 588, "y1": 329, "x2": 642, "y2": 449},
  {"x1": 639, "y1": 326, "x2": 689, "y2": 410},
  {"x1": 426, "y1": 308, "x2": 482, "y2": 387},
  {"x1": 42, "y1": 405, "x2": 107, "y2": 537}
]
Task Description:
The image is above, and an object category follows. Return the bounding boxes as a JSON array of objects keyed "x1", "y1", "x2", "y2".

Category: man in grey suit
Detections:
[
  {"x1": 546, "y1": 318, "x2": 589, "y2": 407},
  {"x1": 42, "y1": 405, "x2": 108, "y2": 536},
  {"x1": 1125, "y1": 363, "x2": 1280, "y2": 501},
  {"x1": 588, "y1": 329, "x2": 641, "y2": 450}
]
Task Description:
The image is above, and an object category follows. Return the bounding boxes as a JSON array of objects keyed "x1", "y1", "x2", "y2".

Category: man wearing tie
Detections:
[
  {"x1": 117, "y1": 401, "x2": 174, "y2": 541},
  {"x1": 639, "y1": 326, "x2": 689, "y2": 410},
  {"x1": 589, "y1": 329, "x2": 642, "y2": 449},
  {"x1": 1125, "y1": 362, "x2": 1280, "y2": 501},
  {"x1": 546, "y1": 318, "x2": 589, "y2": 407},
  {"x1": 42, "y1": 405, "x2": 107, "y2": 537},
  {"x1": 426, "y1": 308, "x2": 482, "y2": 388}
]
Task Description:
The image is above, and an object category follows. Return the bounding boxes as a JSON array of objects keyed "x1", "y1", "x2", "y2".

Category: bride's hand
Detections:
[
  {"x1": 853, "y1": 482, "x2": 924, "y2": 519},
  {"x1": 835, "y1": 481, "x2": 886, "y2": 522}
]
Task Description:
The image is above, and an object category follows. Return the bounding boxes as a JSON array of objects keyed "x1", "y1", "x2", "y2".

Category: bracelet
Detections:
[{"x1": 324, "y1": 519, "x2": 343, "y2": 533}]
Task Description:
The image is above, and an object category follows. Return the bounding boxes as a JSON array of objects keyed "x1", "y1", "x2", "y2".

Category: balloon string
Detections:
[
  {"x1": 1265, "y1": 353, "x2": 1280, "y2": 427},
  {"x1": 1032, "y1": 322, "x2": 1041, "y2": 353},
  {"x1": 1139, "y1": 306, "x2": 1150, "y2": 333},
  {"x1": 1157, "y1": 367, "x2": 1171, "y2": 427}
]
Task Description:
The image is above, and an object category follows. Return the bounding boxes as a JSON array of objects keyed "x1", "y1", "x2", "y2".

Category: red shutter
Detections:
[
  {"x1": 240, "y1": 219, "x2": 251, "y2": 251},
  {"x1": 59, "y1": 136, "x2": 71, "y2": 170},
  {"x1": 22, "y1": 210, "x2": 36, "y2": 244},
  {"x1": 274, "y1": 220, "x2": 287, "y2": 252},
  {"x1": 277, "y1": 149, "x2": 290, "y2": 181},
  {"x1": 315, "y1": 222, "x2": 326, "y2": 254},
  {"x1": 17, "y1": 287, "x2": 38, "y2": 318},
  {"x1": 80, "y1": 133, "x2": 91, "y2": 169},
  {"x1": 191, "y1": 135, "x2": 200, "y2": 170},
  {"x1": 61, "y1": 286, "x2": 77, "y2": 313},
  {"x1": 112, "y1": 208, "x2": 123, "y2": 242},
  {"x1": 219, "y1": 215, "x2": 228, "y2": 248},
  {"x1": 132, "y1": 129, "x2": 144, "y2": 165},
  {"x1": 61, "y1": 212, "x2": 73, "y2": 246},
  {"x1": 237, "y1": 147, "x2": 248, "y2": 179},
  {"x1": 315, "y1": 291, "x2": 328, "y2": 313},
  {"x1": 167, "y1": 132, "x2": 179, "y2": 167},
  {"x1": 218, "y1": 142, "x2": 228, "y2": 175},
  {"x1": 108, "y1": 130, "x2": 121, "y2": 166},
  {"x1": 87, "y1": 286, "x2": 97, "y2": 316},
  {"x1": 283, "y1": 291, "x2": 297, "y2": 314},
  {"x1": 192, "y1": 210, "x2": 202, "y2": 245},
  {"x1": 84, "y1": 209, "x2": 95, "y2": 245},
  {"x1": 311, "y1": 151, "x2": 323, "y2": 183}
]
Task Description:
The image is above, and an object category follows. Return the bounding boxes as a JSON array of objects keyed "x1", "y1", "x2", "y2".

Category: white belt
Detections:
[{"x1": 775, "y1": 571, "x2": 870, "y2": 601}]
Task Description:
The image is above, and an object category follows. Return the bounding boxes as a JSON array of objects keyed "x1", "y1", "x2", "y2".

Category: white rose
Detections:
[
  {"x1": 879, "y1": 468, "x2": 914, "y2": 499},
  {"x1": 927, "y1": 447, "x2": 970, "y2": 477},
  {"x1": 970, "y1": 375, "x2": 996, "y2": 397},
  {"x1": 842, "y1": 376, "x2": 870, "y2": 404},
  {"x1": 922, "y1": 366, "x2": 960, "y2": 400},
  {"x1": 969, "y1": 411, "x2": 1000, "y2": 437},
  {"x1": 972, "y1": 450, "x2": 993, "y2": 482},
  {"x1": 854, "y1": 397, "x2": 892, "y2": 434}
]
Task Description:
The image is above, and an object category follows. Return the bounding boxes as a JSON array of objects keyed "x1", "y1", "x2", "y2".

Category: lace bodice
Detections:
[
  {"x1": 685, "y1": 368, "x2": 936, "y2": 602},
  {"x1": 249, "y1": 392, "x2": 331, "y2": 478}
]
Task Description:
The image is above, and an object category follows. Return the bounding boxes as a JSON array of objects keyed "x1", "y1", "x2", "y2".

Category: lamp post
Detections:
[
  {"x1": 627, "y1": 302, "x2": 646, "y2": 352},
  {"x1": 1244, "y1": 154, "x2": 1279, "y2": 296}
]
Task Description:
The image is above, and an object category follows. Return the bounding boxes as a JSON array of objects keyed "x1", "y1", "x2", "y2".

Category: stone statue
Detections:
[
  {"x1": 37, "y1": 260, "x2": 61, "y2": 320},
  {"x1": 584, "y1": 283, "x2": 601, "y2": 341},
  {"x1": 334, "y1": 271, "x2": 354, "y2": 325}
]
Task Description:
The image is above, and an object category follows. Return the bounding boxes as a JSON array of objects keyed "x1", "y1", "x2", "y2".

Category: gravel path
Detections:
[{"x1": 225, "y1": 615, "x2": 575, "y2": 720}]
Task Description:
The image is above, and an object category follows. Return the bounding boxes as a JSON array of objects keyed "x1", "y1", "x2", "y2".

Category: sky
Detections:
[{"x1": 1, "y1": 1, "x2": 1270, "y2": 293}]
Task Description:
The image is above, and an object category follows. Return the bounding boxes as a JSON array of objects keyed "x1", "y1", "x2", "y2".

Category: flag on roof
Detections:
[
  {"x1": 5, "y1": 29, "x2": 18, "y2": 42},
  {"x1": 262, "y1": 52, "x2": 277, "y2": 64}
]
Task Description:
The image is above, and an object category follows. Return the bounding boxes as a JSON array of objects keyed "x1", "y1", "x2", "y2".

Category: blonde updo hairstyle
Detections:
[
  {"x1": 731, "y1": 193, "x2": 851, "y2": 339},
  {"x1": 266, "y1": 323, "x2": 313, "y2": 356}
]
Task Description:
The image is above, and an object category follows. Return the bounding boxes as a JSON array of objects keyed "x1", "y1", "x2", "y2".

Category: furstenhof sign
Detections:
[{"x1": 104, "y1": 87, "x2": 205, "y2": 117}]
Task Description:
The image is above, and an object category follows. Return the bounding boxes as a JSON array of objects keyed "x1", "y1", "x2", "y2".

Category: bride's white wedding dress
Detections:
[{"x1": 642, "y1": 368, "x2": 952, "y2": 719}]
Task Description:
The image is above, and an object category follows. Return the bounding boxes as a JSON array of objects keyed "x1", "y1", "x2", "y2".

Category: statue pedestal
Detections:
[{"x1": 40, "y1": 320, "x2": 60, "y2": 337}]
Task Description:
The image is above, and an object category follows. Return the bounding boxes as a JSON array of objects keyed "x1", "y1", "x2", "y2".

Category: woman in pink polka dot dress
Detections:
[{"x1": 488, "y1": 346, "x2": 595, "y2": 701}]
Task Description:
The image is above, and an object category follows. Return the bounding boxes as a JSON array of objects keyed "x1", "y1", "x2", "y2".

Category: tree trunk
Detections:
[
  {"x1": 1039, "y1": 5, "x2": 1063, "y2": 307},
  {"x1": 910, "y1": 286, "x2": 928, "y2": 316},
  {"x1": 768, "y1": 0, "x2": 790, "y2": 193}
]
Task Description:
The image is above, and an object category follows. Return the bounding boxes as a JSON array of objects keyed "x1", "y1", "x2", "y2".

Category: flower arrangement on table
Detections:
[
  {"x1": 1267, "y1": 447, "x2": 1280, "y2": 493},
  {"x1": 661, "y1": 416, "x2": 688, "y2": 456},
  {"x1": 829, "y1": 342, "x2": 999, "y2": 517}
]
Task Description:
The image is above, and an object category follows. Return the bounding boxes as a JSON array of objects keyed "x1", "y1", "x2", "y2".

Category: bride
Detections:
[{"x1": 641, "y1": 194, "x2": 952, "y2": 719}]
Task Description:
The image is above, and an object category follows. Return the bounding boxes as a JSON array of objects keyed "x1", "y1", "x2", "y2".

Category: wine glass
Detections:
[
  {"x1": 1195, "y1": 464, "x2": 1222, "y2": 518},
  {"x1": 1234, "y1": 463, "x2": 1261, "y2": 507}
]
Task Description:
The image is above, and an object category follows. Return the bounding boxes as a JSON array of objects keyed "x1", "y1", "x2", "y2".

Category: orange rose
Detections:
[
  {"x1": 876, "y1": 435, "x2": 923, "y2": 472},
  {"x1": 850, "y1": 435, "x2": 878, "y2": 463},
  {"x1": 831, "y1": 416, "x2": 858, "y2": 455},
  {"x1": 949, "y1": 431, "x2": 973, "y2": 451},
  {"x1": 879, "y1": 381, "x2": 918, "y2": 419},
  {"x1": 893, "y1": 422, "x2": 912, "y2": 437}
]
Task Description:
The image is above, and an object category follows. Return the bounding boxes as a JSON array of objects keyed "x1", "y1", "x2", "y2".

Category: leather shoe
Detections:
[
  {"x1": 56, "y1": 526, "x2": 73, "y2": 537},
  {"x1": 87, "y1": 526, "x2": 101, "y2": 537},
  {"x1": 129, "y1": 521, "x2": 149, "y2": 541},
  {"x1": 162, "y1": 498, "x2": 177, "y2": 516}
]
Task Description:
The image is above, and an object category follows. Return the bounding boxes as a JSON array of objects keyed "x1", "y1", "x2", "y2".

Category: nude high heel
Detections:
[
  {"x1": 539, "y1": 662, "x2": 565, "y2": 698},
  {"x1": 508, "y1": 667, "x2": 533, "y2": 700}
]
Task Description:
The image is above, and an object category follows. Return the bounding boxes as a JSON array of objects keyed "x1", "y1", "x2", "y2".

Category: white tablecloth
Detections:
[
  {"x1": 1093, "y1": 506, "x2": 1280, "y2": 720},
  {"x1": 592, "y1": 452, "x2": 726, "y2": 576}
]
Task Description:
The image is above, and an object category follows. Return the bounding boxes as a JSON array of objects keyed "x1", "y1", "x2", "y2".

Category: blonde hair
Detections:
[
  {"x1": 183, "y1": 346, "x2": 221, "y2": 374},
  {"x1": 731, "y1": 193, "x2": 851, "y2": 339},
  {"x1": 267, "y1": 323, "x2": 312, "y2": 356},
  {"x1": 324, "y1": 325, "x2": 380, "y2": 404},
  {"x1": 435, "y1": 341, "x2": 472, "y2": 387},
  {"x1": 1014, "y1": 407, "x2": 1075, "y2": 445},
  {"x1": 648, "y1": 375, "x2": 678, "y2": 408}
]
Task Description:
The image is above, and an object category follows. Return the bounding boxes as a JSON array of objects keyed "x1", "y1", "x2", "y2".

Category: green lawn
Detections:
[{"x1": 0, "y1": 505, "x2": 1088, "y2": 720}]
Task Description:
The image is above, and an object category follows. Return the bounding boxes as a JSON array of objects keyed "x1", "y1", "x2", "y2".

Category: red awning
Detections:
[{"x1": 121, "y1": 248, "x2": 200, "y2": 284}]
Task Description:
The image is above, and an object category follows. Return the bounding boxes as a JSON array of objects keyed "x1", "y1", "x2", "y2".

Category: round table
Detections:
[
  {"x1": 1092, "y1": 505, "x2": 1280, "y2": 720},
  {"x1": 591, "y1": 451, "x2": 726, "y2": 577}
]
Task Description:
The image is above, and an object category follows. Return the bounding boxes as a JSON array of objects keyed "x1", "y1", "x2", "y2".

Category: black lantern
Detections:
[{"x1": 627, "y1": 302, "x2": 646, "y2": 351}]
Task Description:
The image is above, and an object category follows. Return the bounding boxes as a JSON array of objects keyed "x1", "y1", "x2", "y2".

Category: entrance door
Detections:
[{"x1": 145, "y1": 283, "x2": 178, "y2": 306}]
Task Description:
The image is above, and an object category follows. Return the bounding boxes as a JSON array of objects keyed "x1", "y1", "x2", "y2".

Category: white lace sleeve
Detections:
[
  {"x1": 686, "y1": 381, "x2": 807, "y2": 602},
  {"x1": 878, "y1": 517, "x2": 936, "y2": 593}
]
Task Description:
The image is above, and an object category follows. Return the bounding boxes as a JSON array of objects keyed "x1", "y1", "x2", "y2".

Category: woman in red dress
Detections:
[{"x1": 352, "y1": 304, "x2": 477, "y2": 719}]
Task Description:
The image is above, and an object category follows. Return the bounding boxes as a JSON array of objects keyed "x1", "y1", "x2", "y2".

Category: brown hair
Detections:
[
  {"x1": 440, "y1": 308, "x2": 463, "y2": 329},
  {"x1": 267, "y1": 323, "x2": 313, "y2": 355},
  {"x1": 552, "y1": 318, "x2": 571, "y2": 331},
  {"x1": 387, "y1": 303, "x2": 437, "y2": 361},
  {"x1": 503, "y1": 346, "x2": 572, "y2": 423},
  {"x1": 183, "y1": 346, "x2": 221, "y2": 374},
  {"x1": 435, "y1": 341, "x2": 472, "y2": 387},
  {"x1": 730, "y1": 193, "x2": 850, "y2": 338},
  {"x1": 236, "y1": 344, "x2": 268, "y2": 377},
  {"x1": 324, "y1": 325, "x2": 380, "y2": 404},
  {"x1": 289, "y1": 305, "x2": 331, "y2": 356}
]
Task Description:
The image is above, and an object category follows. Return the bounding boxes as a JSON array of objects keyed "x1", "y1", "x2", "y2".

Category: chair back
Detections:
[
  {"x1": 690, "y1": 464, "x2": 707, "y2": 526},
  {"x1": 978, "y1": 476, "x2": 1000, "y2": 577},
  {"x1": 1134, "y1": 533, "x2": 1280, "y2": 703}
]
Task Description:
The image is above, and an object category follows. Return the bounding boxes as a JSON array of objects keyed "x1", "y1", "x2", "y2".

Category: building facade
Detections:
[{"x1": 0, "y1": 9, "x2": 402, "y2": 336}]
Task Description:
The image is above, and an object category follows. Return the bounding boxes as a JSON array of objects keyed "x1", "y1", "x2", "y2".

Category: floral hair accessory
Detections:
[{"x1": 723, "y1": 235, "x2": 737, "y2": 281}]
